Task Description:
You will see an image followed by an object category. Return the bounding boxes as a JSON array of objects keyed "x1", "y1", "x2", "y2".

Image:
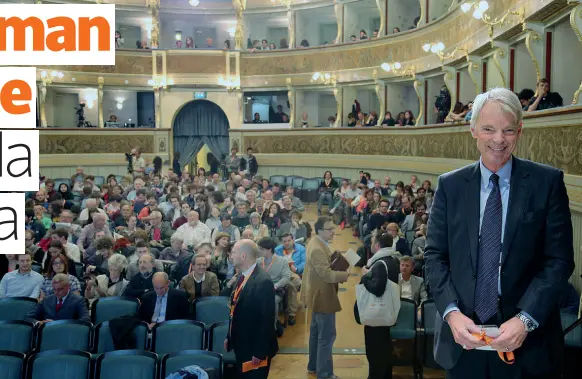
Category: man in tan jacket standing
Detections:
[{"x1": 303, "y1": 216, "x2": 349, "y2": 379}]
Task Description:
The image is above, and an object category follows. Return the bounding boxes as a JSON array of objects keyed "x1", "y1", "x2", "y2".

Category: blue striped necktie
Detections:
[{"x1": 474, "y1": 173, "x2": 502, "y2": 323}]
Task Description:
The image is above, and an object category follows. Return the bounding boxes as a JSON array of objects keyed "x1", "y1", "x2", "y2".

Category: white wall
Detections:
[
  {"x1": 52, "y1": 92, "x2": 79, "y2": 128},
  {"x1": 552, "y1": 18, "x2": 582, "y2": 105},
  {"x1": 343, "y1": 87, "x2": 357, "y2": 122},
  {"x1": 319, "y1": 93, "x2": 337, "y2": 126},
  {"x1": 459, "y1": 69, "x2": 477, "y2": 104},
  {"x1": 356, "y1": 88, "x2": 380, "y2": 115},
  {"x1": 343, "y1": 5, "x2": 360, "y2": 40},
  {"x1": 296, "y1": 91, "x2": 319, "y2": 126},
  {"x1": 295, "y1": 10, "x2": 318, "y2": 47},
  {"x1": 268, "y1": 27, "x2": 289, "y2": 48},
  {"x1": 319, "y1": 23, "x2": 338, "y2": 45},
  {"x1": 513, "y1": 42, "x2": 537, "y2": 94},
  {"x1": 427, "y1": 75, "x2": 446, "y2": 124},
  {"x1": 428, "y1": 0, "x2": 451, "y2": 22},
  {"x1": 387, "y1": 0, "x2": 420, "y2": 33},
  {"x1": 386, "y1": 82, "x2": 419, "y2": 119},
  {"x1": 160, "y1": 15, "x2": 236, "y2": 49},
  {"x1": 485, "y1": 56, "x2": 504, "y2": 90}
]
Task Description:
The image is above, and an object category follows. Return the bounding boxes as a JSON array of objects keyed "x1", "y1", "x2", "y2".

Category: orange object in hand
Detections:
[{"x1": 470, "y1": 331, "x2": 515, "y2": 365}]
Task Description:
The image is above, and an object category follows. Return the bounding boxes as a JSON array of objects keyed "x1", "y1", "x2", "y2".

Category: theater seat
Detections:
[
  {"x1": 0, "y1": 351, "x2": 24, "y2": 379},
  {"x1": 91, "y1": 296, "x2": 140, "y2": 324},
  {"x1": 160, "y1": 350, "x2": 223, "y2": 379},
  {"x1": 26, "y1": 350, "x2": 91, "y2": 379},
  {"x1": 194, "y1": 296, "x2": 230, "y2": 327},
  {"x1": 0, "y1": 320, "x2": 35, "y2": 354},
  {"x1": 93, "y1": 321, "x2": 149, "y2": 353},
  {"x1": 151, "y1": 320, "x2": 205, "y2": 354},
  {"x1": 209, "y1": 321, "x2": 236, "y2": 365},
  {"x1": 0, "y1": 297, "x2": 38, "y2": 321},
  {"x1": 36, "y1": 320, "x2": 92, "y2": 352},
  {"x1": 95, "y1": 350, "x2": 157, "y2": 379},
  {"x1": 391, "y1": 298, "x2": 418, "y2": 376}
]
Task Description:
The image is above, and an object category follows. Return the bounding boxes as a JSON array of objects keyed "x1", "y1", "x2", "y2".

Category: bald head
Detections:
[
  {"x1": 231, "y1": 239, "x2": 259, "y2": 270},
  {"x1": 152, "y1": 272, "x2": 170, "y2": 297}
]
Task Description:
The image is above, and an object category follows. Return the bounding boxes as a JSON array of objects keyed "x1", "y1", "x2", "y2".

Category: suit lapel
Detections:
[
  {"x1": 501, "y1": 157, "x2": 530, "y2": 268},
  {"x1": 464, "y1": 162, "x2": 481, "y2": 275},
  {"x1": 236, "y1": 266, "x2": 258, "y2": 307}
]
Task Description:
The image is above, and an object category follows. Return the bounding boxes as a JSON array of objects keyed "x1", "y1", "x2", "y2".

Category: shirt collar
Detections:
[
  {"x1": 316, "y1": 235, "x2": 329, "y2": 246},
  {"x1": 479, "y1": 156, "x2": 512, "y2": 189},
  {"x1": 17, "y1": 269, "x2": 33, "y2": 276},
  {"x1": 242, "y1": 263, "x2": 257, "y2": 278},
  {"x1": 157, "y1": 291, "x2": 168, "y2": 301},
  {"x1": 58, "y1": 290, "x2": 71, "y2": 303},
  {"x1": 192, "y1": 272, "x2": 206, "y2": 283}
]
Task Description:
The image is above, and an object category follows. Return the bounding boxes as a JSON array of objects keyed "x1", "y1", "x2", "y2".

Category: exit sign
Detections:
[{"x1": 194, "y1": 92, "x2": 207, "y2": 99}]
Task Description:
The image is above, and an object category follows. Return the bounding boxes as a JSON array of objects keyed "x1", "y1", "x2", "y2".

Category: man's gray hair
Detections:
[
  {"x1": 139, "y1": 252, "x2": 155, "y2": 263},
  {"x1": 52, "y1": 273, "x2": 70, "y2": 285},
  {"x1": 170, "y1": 234, "x2": 184, "y2": 243},
  {"x1": 107, "y1": 253, "x2": 128, "y2": 272},
  {"x1": 470, "y1": 87, "x2": 523, "y2": 130}
]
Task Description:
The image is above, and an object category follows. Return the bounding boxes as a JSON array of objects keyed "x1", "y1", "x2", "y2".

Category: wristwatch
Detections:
[{"x1": 516, "y1": 312, "x2": 536, "y2": 332}]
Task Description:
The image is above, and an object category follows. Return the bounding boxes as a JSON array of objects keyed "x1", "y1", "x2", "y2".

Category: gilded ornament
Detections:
[{"x1": 524, "y1": 30, "x2": 541, "y2": 82}]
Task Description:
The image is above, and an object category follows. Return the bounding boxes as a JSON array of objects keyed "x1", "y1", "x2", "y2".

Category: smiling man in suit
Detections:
[
  {"x1": 26, "y1": 273, "x2": 90, "y2": 323},
  {"x1": 425, "y1": 88, "x2": 574, "y2": 379},
  {"x1": 225, "y1": 239, "x2": 278, "y2": 378}
]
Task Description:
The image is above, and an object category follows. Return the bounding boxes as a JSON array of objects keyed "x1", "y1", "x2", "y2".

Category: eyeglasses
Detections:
[
  {"x1": 52, "y1": 261, "x2": 64, "y2": 265},
  {"x1": 323, "y1": 227, "x2": 335, "y2": 232}
]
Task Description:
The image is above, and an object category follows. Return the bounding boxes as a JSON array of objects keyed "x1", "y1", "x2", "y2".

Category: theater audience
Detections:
[
  {"x1": 123, "y1": 253, "x2": 158, "y2": 298},
  {"x1": 85, "y1": 253, "x2": 129, "y2": 303},
  {"x1": 527, "y1": 78, "x2": 563, "y2": 111},
  {"x1": 140, "y1": 272, "x2": 190, "y2": 328}
]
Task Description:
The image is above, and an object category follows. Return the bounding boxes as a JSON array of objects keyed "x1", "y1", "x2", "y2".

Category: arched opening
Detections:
[{"x1": 172, "y1": 99, "x2": 230, "y2": 173}]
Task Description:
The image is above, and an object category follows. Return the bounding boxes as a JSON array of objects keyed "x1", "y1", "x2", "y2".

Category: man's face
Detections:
[
  {"x1": 400, "y1": 260, "x2": 413, "y2": 276},
  {"x1": 213, "y1": 174, "x2": 219, "y2": 182},
  {"x1": 374, "y1": 180, "x2": 381, "y2": 188},
  {"x1": 401, "y1": 197, "x2": 411, "y2": 210},
  {"x1": 221, "y1": 218, "x2": 231, "y2": 228},
  {"x1": 148, "y1": 197, "x2": 157, "y2": 206},
  {"x1": 282, "y1": 236, "x2": 294, "y2": 250},
  {"x1": 136, "y1": 246, "x2": 149, "y2": 257},
  {"x1": 121, "y1": 206, "x2": 132, "y2": 219},
  {"x1": 230, "y1": 242, "x2": 244, "y2": 268},
  {"x1": 153, "y1": 276, "x2": 169, "y2": 297},
  {"x1": 134, "y1": 181, "x2": 144, "y2": 190},
  {"x1": 416, "y1": 205, "x2": 426, "y2": 216},
  {"x1": 139, "y1": 256, "x2": 154, "y2": 273},
  {"x1": 18, "y1": 254, "x2": 32, "y2": 271},
  {"x1": 170, "y1": 197, "x2": 180, "y2": 208},
  {"x1": 59, "y1": 212, "x2": 73, "y2": 223},
  {"x1": 25, "y1": 232, "x2": 34, "y2": 248},
  {"x1": 193, "y1": 257, "x2": 207, "y2": 276},
  {"x1": 181, "y1": 203, "x2": 191, "y2": 215},
  {"x1": 378, "y1": 202, "x2": 389, "y2": 214},
  {"x1": 286, "y1": 187, "x2": 294, "y2": 196},
  {"x1": 93, "y1": 216, "x2": 105, "y2": 229},
  {"x1": 282, "y1": 198, "x2": 291, "y2": 208},
  {"x1": 188, "y1": 211, "x2": 199, "y2": 225},
  {"x1": 171, "y1": 238, "x2": 183, "y2": 251},
  {"x1": 471, "y1": 102, "x2": 521, "y2": 171},
  {"x1": 272, "y1": 186, "x2": 279, "y2": 195},
  {"x1": 237, "y1": 204, "x2": 247, "y2": 215},
  {"x1": 318, "y1": 222, "x2": 335, "y2": 241},
  {"x1": 538, "y1": 81, "x2": 549, "y2": 94},
  {"x1": 52, "y1": 281, "x2": 70, "y2": 299}
]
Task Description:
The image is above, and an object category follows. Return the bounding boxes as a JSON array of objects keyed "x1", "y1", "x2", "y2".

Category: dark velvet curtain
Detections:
[{"x1": 173, "y1": 100, "x2": 230, "y2": 167}]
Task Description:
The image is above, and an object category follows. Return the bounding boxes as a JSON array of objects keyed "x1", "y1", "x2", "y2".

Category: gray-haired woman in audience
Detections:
[{"x1": 85, "y1": 253, "x2": 129, "y2": 305}]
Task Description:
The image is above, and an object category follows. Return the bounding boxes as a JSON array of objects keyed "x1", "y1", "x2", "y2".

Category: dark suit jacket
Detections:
[
  {"x1": 26, "y1": 293, "x2": 90, "y2": 322},
  {"x1": 139, "y1": 288, "x2": 191, "y2": 323},
  {"x1": 424, "y1": 156, "x2": 574, "y2": 374},
  {"x1": 226, "y1": 265, "x2": 278, "y2": 362}
]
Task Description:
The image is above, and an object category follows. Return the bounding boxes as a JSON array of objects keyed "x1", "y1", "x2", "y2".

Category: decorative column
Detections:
[
  {"x1": 39, "y1": 75, "x2": 50, "y2": 128},
  {"x1": 236, "y1": 90, "x2": 244, "y2": 126},
  {"x1": 418, "y1": 0, "x2": 427, "y2": 27},
  {"x1": 491, "y1": 42, "x2": 510, "y2": 89},
  {"x1": 375, "y1": 0, "x2": 386, "y2": 37},
  {"x1": 147, "y1": 0, "x2": 160, "y2": 49},
  {"x1": 288, "y1": 9, "x2": 295, "y2": 49},
  {"x1": 523, "y1": 22, "x2": 546, "y2": 84},
  {"x1": 334, "y1": 1, "x2": 343, "y2": 43},
  {"x1": 413, "y1": 75, "x2": 425, "y2": 126},
  {"x1": 233, "y1": 0, "x2": 246, "y2": 50},
  {"x1": 97, "y1": 76, "x2": 104, "y2": 128},
  {"x1": 374, "y1": 80, "x2": 385, "y2": 125},
  {"x1": 154, "y1": 87, "x2": 161, "y2": 128},
  {"x1": 570, "y1": 4, "x2": 582, "y2": 104},
  {"x1": 286, "y1": 77, "x2": 295, "y2": 127},
  {"x1": 333, "y1": 85, "x2": 343, "y2": 127},
  {"x1": 442, "y1": 66, "x2": 458, "y2": 115},
  {"x1": 467, "y1": 55, "x2": 483, "y2": 96}
]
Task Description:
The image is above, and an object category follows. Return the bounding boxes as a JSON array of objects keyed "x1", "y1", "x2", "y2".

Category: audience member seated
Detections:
[
  {"x1": 25, "y1": 209, "x2": 46, "y2": 244},
  {"x1": 140, "y1": 272, "x2": 191, "y2": 328},
  {"x1": 42, "y1": 240, "x2": 77, "y2": 277},
  {"x1": 40, "y1": 253, "x2": 81, "y2": 301},
  {"x1": 85, "y1": 236, "x2": 115, "y2": 276},
  {"x1": 517, "y1": 88, "x2": 535, "y2": 110},
  {"x1": 381, "y1": 111, "x2": 396, "y2": 126},
  {"x1": 123, "y1": 252, "x2": 158, "y2": 298},
  {"x1": 26, "y1": 273, "x2": 90, "y2": 323},
  {"x1": 158, "y1": 234, "x2": 190, "y2": 262},
  {"x1": 399, "y1": 256, "x2": 428, "y2": 313},
  {"x1": 257, "y1": 237, "x2": 290, "y2": 335},
  {"x1": 175, "y1": 210, "x2": 212, "y2": 250},
  {"x1": 0, "y1": 253, "x2": 43, "y2": 298},
  {"x1": 26, "y1": 229, "x2": 45, "y2": 263},
  {"x1": 317, "y1": 171, "x2": 338, "y2": 215},
  {"x1": 85, "y1": 253, "x2": 129, "y2": 304},
  {"x1": 274, "y1": 233, "x2": 305, "y2": 325},
  {"x1": 179, "y1": 253, "x2": 220, "y2": 301},
  {"x1": 527, "y1": 78, "x2": 563, "y2": 111},
  {"x1": 385, "y1": 223, "x2": 411, "y2": 256},
  {"x1": 50, "y1": 228, "x2": 81, "y2": 263},
  {"x1": 126, "y1": 241, "x2": 164, "y2": 280},
  {"x1": 245, "y1": 211, "x2": 269, "y2": 241},
  {"x1": 277, "y1": 210, "x2": 311, "y2": 241},
  {"x1": 77, "y1": 212, "x2": 112, "y2": 256},
  {"x1": 232, "y1": 202, "x2": 251, "y2": 232}
]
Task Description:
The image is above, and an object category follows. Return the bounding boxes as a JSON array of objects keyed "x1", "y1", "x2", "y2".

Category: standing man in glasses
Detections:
[
  {"x1": 424, "y1": 88, "x2": 574, "y2": 379},
  {"x1": 303, "y1": 216, "x2": 350, "y2": 379}
]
